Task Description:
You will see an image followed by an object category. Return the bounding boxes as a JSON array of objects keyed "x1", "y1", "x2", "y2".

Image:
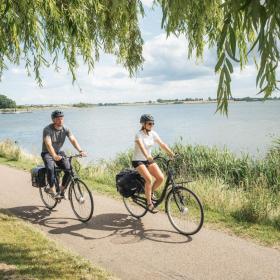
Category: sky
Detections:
[{"x1": 0, "y1": 0, "x2": 278, "y2": 105}]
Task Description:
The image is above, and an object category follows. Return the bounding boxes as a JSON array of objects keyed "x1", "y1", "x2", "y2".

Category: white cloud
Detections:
[
  {"x1": 0, "y1": 31, "x2": 269, "y2": 104},
  {"x1": 11, "y1": 67, "x2": 26, "y2": 75},
  {"x1": 140, "y1": 34, "x2": 216, "y2": 83},
  {"x1": 141, "y1": 0, "x2": 154, "y2": 8}
]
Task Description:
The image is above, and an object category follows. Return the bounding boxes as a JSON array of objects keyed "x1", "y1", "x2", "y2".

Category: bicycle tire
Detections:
[
  {"x1": 166, "y1": 186, "x2": 204, "y2": 235},
  {"x1": 123, "y1": 188, "x2": 148, "y2": 218},
  {"x1": 69, "y1": 179, "x2": 94, "y2": 222},
  {"x1": 39, "y1": 186, "x2": 58, "y2": 210}
]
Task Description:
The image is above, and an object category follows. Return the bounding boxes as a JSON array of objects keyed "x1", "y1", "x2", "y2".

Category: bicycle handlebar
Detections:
[
  {"x1": 63, "y1": 154, "x2": 87, "y2": 160},
  {"x1": 153, "y1": 153, "x2": 179, "y2": 169}
]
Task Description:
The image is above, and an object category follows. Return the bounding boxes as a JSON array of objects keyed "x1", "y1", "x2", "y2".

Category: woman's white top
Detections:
[{"x1": 132, "y1": 130, "x2": 160, "y2": 161}]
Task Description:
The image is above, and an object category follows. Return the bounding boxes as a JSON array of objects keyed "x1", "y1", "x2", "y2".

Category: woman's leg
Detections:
[
  {"x1": 136, "y1": 164, "x2": 153, "y2": 205},
  {"x1": 148, "y1": 163, "x2": 164, "y2": 192}
]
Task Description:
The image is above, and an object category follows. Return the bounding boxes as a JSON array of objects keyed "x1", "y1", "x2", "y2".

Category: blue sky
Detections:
[{"x1": 0, "y1": 0, "x2": 277, "y2": 105}]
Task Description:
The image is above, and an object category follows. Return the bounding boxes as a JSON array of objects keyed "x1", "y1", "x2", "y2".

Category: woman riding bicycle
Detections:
[{"x1": 132, "y1": 114, "x2": 175, "y2": 213}]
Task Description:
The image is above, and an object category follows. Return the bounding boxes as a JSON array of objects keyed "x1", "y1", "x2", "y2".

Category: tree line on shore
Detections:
[
  {"x1": 1, "y1": 94, "x2": 280, "y2": 110},
  {"x1": 0, "y1": 94, "x2": 16, "y2": 109}
]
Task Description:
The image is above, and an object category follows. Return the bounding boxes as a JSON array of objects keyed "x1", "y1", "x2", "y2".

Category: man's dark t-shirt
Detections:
[{"x1": 42, "y1": 124, "x2": 73, "y2": 153}]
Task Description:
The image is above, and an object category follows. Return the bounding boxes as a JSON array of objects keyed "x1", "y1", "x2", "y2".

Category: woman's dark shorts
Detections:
[{"x1": 132, "y1": 160, "x2": 154, "y2": 168}]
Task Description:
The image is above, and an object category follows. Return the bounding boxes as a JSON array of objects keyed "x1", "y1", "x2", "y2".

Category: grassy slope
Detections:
[{"x1": 0, "y1": 210, "x2": 116, "y2": 280}]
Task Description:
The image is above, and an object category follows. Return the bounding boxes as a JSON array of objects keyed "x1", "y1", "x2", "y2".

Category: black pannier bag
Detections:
[
  {"x1": 116, "y1": 168, "x2": 145, "y2": 198},
  {"x1": 31, "y1": 166, "x2": 47, "y2": 188}
]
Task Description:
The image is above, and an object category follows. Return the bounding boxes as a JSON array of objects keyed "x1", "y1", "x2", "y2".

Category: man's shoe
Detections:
[
  {"x1": 45, "y1": 187, "x2": 56, "y2": 198},
  {"x1": 60, "y1": 191, "x2": 68, "y2": 200},
  {"x1": 54, "y1": 192, "x2": 63, "y2": 199}
]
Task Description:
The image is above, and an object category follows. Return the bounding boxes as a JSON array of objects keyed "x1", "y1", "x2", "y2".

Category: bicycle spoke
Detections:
[
  {"x1": 70, "y1": 179, "x2": 94, "y2": 222},
  {"x1": 123, "y1": 191, "x2": 148, "y2": 218},
  {"x1": 166, "y1": 186, "x2": 204, "y2": 235},
  {"x1": 39, "y1": 186, "x2": 57, "y2": 209},
  {"x1": 38, "y1": 172, "x2": 57, "y2": 209}
]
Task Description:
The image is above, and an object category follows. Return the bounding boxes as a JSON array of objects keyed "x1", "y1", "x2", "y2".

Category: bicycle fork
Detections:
[
  {"x1": 71, "y1": 179, "x2": 85, "y2": 204},
  {"x1": 173, "y1": 187, "x2": 188, "y2": 214}
]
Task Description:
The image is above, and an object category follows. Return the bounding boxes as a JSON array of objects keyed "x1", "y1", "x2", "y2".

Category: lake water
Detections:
[{"x1": 0, "y1": 101, "x2": 279, "y2": 162}]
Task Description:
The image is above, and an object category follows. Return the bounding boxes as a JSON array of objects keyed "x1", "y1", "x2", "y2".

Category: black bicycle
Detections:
[
  {"x1": 123, "y1": 155, "x2": 204, "y2": 235},
  {"x1": 39, "y1": 155, "x2": 94, "y2": 222}
]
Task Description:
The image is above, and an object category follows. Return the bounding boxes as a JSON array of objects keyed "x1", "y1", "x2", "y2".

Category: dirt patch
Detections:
[
  {"x1": 0, "y1": 263, "x2": 17, "y2": 279},
  {"x1": 0, "y1": 263, "x2": 33, "y2": 280}
]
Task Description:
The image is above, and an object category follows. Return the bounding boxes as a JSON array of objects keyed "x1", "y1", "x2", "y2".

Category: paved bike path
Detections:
[{"x1": 0, "y1": 164, "x2": 279, "y2": 280}]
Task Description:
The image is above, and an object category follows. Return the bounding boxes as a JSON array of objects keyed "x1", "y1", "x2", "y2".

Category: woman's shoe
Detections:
[
  {"x1": 147, "y1": 203, "x2": 159, "y2": 214},
  {"x1": 151, "y1": 192, "x2": 157, "y2": 201}
]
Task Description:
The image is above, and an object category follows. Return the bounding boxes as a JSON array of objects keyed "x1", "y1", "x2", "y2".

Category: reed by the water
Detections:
[{"x1": 0, "y1": 138, "x2": 279, "y2": 239}]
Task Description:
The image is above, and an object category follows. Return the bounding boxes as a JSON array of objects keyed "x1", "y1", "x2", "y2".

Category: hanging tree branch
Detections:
[{"x1": 0, "y1": 0, "x2": 279, "y2": 113}]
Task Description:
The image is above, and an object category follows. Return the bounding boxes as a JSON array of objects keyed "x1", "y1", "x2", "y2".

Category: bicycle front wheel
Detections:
[
  {"x1": 123, "y1": 188, "x2": 148, "y2": 218},
  {"x1": 69, "y1": 179, "x2": 94, "y2": 222},
  {"x1": 166, "y1": 186, "x2": 204, "y2": 235}
]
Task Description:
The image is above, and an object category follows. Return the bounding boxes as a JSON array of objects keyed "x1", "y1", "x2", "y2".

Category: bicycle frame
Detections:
[
  {"x1": 126, "y1": 155, "x2": 204, "y2": 235},
  {"x1": 53, "y1": 155, "x2": 80, "y2": 192},
  {"x1": 40, "y1": 154, "x2": 94, "y2": 222},
  {"x1": 132, "y1": 155, "x2": 182, "y2": 210}
]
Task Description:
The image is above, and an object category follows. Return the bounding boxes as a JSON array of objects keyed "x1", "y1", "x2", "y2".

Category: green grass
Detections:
[
  {"x1": 204, "y1": 209, "x2": 280, "y2": 247},
  {"x1": 0, "y1": 156, "x2": 37, "y2": 171},
  {"x1": 0, "y1": 139, "x2": 279, "y2": 248},
  {"x1": 0, "y1": 210, "x2": 116, "y2": 280},
  {"x1": 169, "y1": 142, "x2": 280, "y2": 192}
]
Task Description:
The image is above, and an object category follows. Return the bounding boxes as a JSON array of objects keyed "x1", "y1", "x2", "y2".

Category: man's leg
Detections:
[
  {"x1": 56, "y1": 151, "x2": 71, "y2": 195},
  {"x1": 42, "y1": 153, "x2": 56, "y2": 194}
]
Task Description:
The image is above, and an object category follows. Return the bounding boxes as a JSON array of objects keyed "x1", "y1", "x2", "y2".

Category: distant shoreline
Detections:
[{"x1": 0, "y1": 98, "x2": 279, "y2": 113}]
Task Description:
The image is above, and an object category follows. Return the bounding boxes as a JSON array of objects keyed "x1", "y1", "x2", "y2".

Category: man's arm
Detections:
[
  {"x1": 69, "y1": 135, "x2": 86, "y2": 156},
  {"x1": 44, "y1": 136, "x2": 62, "y2": 161}
]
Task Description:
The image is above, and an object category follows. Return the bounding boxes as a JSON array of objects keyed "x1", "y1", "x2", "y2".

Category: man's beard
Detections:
[{"x1": 54, "y1": 123, "x2": 63, "y2": 129}]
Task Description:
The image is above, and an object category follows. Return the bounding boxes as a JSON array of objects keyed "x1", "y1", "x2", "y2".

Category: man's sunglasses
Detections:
[{"x1": 147, "y1": 122, "x2": 154, "y2": 126}]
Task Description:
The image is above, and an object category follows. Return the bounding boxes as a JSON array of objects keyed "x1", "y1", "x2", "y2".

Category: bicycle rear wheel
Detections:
[
  {"x1": 123, "y1": 188, "x2": 148, "y2": 218},
  {"x1": 39, "y1": 185, "x2": 58, "y2": 210},
  {"x1": 166, "y1": 186, "x2": 204, "y2": 235},
  {"x1": 69, "y1": 179, "x2": 94, "y2": 222}
]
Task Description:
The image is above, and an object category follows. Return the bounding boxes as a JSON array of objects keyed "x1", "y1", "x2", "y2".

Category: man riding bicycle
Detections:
[{"x1": 41, "y1": 110, "x2": 86, "y2": 198}]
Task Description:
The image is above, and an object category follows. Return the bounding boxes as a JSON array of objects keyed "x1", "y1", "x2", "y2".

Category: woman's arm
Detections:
[
  {"x1": 156, "y1": 138, "x2": 175, "y2": 157},
  {"x1": 135, "y1": 139, "x2": 153, "y2": 161}
]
